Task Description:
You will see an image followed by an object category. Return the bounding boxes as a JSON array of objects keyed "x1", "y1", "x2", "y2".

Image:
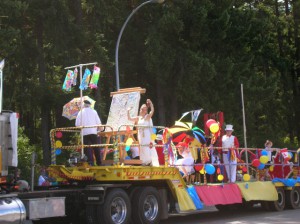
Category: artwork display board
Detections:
[{"x1": 106, "y1": 87, "x2": 145, "y2": 132}]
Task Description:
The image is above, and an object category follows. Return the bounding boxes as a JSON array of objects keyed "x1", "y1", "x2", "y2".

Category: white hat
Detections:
[
  {"x1": 225, "y1": 124, "x2": 234, "y2": 131},
  {"x1": 156, "y1": 134, "x2": 163, "y2": 141}
]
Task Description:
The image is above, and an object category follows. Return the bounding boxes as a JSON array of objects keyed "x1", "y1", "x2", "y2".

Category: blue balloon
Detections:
[
  {"x1": 125, "y1": 156, "x2": 131, "y2": 160},
  {"x1": 55, "y1": 148, "x2": 61, "y2": 155},
  {"x1": 125, "y1": 145, "x2": 130, "y2": 151},
  {"x1": 205, "y1": 164, "x2": 215, "y2": 175},
  {"x1": 261, "y1": 150, "x2": 268, "y2": 156},
  {"x1": 257, "y1": 163, "x2": 265, "y2": 170},
  {"x1": 152, "y1": 127, "x2": 157, "y2": 134}
]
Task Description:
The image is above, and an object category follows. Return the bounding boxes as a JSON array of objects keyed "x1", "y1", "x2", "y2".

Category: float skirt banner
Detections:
[
  {"x1": 195, "y1": 184, "x2": 242, "y2": 206},
  {"x1": 174, "y1": 187, "x2": 196, "y2": 211},
  {"x1": 236, "y1": 181, "x2": 278, "y2": 201}
]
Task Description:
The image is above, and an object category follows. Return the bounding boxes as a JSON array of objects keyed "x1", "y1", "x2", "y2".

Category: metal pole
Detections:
[
  {"x1": 241, "y1": 83, "x2": 248, "y2": 172},
  {"x1": 31, "y1": 152, "x2": 36, "y2": 191},
  {"x1": 64, "y1": 62, "x2": 97, "y2": 159},
  {"x1": 0, "y1": 59, "x2": 5, "y2": 114},
  {"x1": 115, "y1": 0, "x2": 165, "y2": 91}
]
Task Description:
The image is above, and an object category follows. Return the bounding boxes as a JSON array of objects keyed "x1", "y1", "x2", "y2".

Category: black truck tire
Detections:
[
  {"x1": 268, "y1": 187, "x2": 285, "y2": 211},
  {"x1": 131, "y1": 186, "x2": 161, "y2": 224},
  {"x1": 285, "y1": 187, "x2": 300, "y2": 209},
  {"x1": 98, "y1": 188, "x2": 131, "y2": 224}
]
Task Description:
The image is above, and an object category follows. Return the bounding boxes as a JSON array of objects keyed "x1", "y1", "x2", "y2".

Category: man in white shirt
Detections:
[
  {"x1": 75, "y1": 100, "x2": 102, "y2": 165},
  {"x1": 222, "y1": 124, "x2": 239, "y2": 183}
]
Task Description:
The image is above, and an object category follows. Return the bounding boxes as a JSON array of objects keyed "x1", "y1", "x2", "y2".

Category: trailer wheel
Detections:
[
  {"x1": 132, "y1": 186, "x2": 161, "y2": 224},
  {"x1": 268, "y1": 187, "x2": 285, "y2": 211},
  {"x1": 286, "y1": 187, "x2": 300, "y2": 209},
  {"x1": 99, "y1": 188, "x2": 131, "y2": 224}
]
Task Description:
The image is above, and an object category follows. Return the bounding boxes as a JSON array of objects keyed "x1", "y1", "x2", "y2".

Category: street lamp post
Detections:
[
  {"x1": 0, "y1": 59, "x2": 5, "y2": 114},
  {"x1": 115, "y1": 0, "x2": 165, "y2": 91}
]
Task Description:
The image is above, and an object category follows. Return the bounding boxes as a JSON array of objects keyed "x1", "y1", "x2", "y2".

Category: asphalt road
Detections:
[{"x1": 161, "y1": 205, "x2": 300, "y2": 224}]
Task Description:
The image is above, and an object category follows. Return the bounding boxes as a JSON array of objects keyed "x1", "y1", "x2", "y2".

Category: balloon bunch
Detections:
[
  {"x1": 197, "y1": 164, "x2": 224, "y2": 182},
  {"x1": 55, "y1": 131, "x2": 63, "y2": 155},
  {"x1": 251, "y1": 150, "x2": 269, "y2": 170},
  {"x1": 205, "y1": 119, "x2": 220, "y2": 143}
]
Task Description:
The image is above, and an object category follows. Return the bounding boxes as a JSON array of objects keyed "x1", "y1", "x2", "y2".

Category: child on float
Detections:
[
  {"x1": 175, "y1": 142, "x2": 195, "y2": 182},
  {"x1": 259, "y1": 140, "x2": 273, "y2": 181}
]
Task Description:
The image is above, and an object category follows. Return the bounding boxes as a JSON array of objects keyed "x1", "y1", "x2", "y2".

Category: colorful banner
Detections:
[
  {"x1": 79, "y1": 68, "x2": 91, "y2": 90},
  {"x1": 62, "y1": 70, "x2": 74, "y2": 91},
  {"x1": 89, "y1": 66, "x2": 101, "y2": 89}
]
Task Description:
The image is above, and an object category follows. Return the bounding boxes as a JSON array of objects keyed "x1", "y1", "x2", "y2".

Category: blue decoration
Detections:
[
  {"x1": 187, "y1": 186, "x2": 203, "y2": 210},
  {"x1": 245, "y1": 183, "x2": 249, "y2": 189},
  {"x1": 272, "y1": 178, "x2": 299, "y2": 187},
  {"x1": 204, "y1": 164, "x2": 215, "y2": 175},
  {"x1": 152, "y1": 127, "x2": 157, "y2": 134},
  {"x1": 261, "y1": 150, "x2": 268, "y2": 156},
  {"x1": 55, "y1": 148, "x2": 61, "y2": 155},
  {"x1": 257, "y1": 163, "x2": 265, "y2": 170}
]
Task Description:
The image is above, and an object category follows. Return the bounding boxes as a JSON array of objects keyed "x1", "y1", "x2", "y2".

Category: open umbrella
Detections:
[
  {"x1": 62, "y1": 96, "x2": 96, "y2": 120},
  {"x1": 169, "y1": 121, "x2": 206, "y2": 144}
]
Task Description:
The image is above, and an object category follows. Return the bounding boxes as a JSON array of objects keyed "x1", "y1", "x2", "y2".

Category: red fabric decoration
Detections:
[{"x1": 195, "y1": 184, "x2": 242, "y2": 206}]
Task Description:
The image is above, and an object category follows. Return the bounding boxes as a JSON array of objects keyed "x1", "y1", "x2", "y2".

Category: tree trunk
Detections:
[
  {"x1": 156, "y1": 78, "x2": 166, "y2": 126},
  {"x1": 36, "y1": 17, "x2": 51, "y2": 165}
]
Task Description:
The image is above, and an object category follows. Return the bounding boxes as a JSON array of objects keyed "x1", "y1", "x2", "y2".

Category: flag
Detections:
[
  {"x1": 72, "y1": 68, "x2": 78, "y2": 86},
  {"x1": 89, "y1": 65, "x2": 101, "y2": 89},
  {"x1": 79, "y1": 68, "x2": 91, "y2": 90},
  {"x1": 192, "y1": 109, "x2": 202, "y2": 124},
  {"x1": 62, "y1": 70, "x2": 74, "y2": 91}
]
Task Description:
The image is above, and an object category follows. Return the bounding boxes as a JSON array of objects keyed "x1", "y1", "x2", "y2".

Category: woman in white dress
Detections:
[{"x1": 127, "y1": 99, "x2": 159, "y2": 166}]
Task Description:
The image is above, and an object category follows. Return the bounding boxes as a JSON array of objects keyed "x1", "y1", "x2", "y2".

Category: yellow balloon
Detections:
[
  {"x1": 217, "y1": 174, "x2": 224, "y2": 181},
  {"x1": 55, "y1": 140, "x2": 62, "y2": 148},
  {"x1": 151, "y1": 134, "x2": 157, "y2": 141},
  {"x1": 269, "y1": 165, "x2": 274, "y2": 172},
  {"x1": 200, "y1": 168, "x2": 205, "y2": 174},
  {"x1": 210, "y1": 123, "x2": 219, "y2": 134},
  {"x1": 243, "y1": 174, "x2": 250, "y2": 182},
  {"x1": 259, "y1": 155, "x2": 268, "y2": 164},
  {"x1": 125, "y1": 138, "x2": 133, "y2": 146}
]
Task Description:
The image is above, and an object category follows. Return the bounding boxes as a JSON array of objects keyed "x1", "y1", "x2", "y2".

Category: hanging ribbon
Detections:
[
  {"x1": 79, "y1": 68, "x2": 91, "y2": 90},
  {"x1": 62, "y1": 70, "x2": 74, "y2": 91},
  {"x1": 89, "y1": 65, "x2": 101, "y2": 89},
  {"x1": 229, "y1": 148, "x2": 236, "y2": 161}
]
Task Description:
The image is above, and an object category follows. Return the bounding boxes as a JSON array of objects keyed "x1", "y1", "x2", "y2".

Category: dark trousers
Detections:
[{"x1": 83, "y1": 134, "x2": 101, "y2": 165}]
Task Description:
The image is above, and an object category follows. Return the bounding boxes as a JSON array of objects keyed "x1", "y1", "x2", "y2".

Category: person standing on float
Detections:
[
  {"x1": 127, "y1": 99, "x2": 159, "y2": 166},
  {"x1": 222, "y1": 124, "x2": 239, "y2": 183}
]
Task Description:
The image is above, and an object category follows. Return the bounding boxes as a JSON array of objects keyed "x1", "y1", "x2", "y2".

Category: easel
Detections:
[{"x1": 101, "y1": 87, "x2": 146, "y2": 165}]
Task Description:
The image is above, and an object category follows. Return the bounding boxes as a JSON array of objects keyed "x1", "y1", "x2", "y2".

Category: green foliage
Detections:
[
  {"x1": 16, "y1": 127, "x2": 41, "y2": 182},
  {"x1": 1, "y1": 0, "x2": 300, "y2": 161}
]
